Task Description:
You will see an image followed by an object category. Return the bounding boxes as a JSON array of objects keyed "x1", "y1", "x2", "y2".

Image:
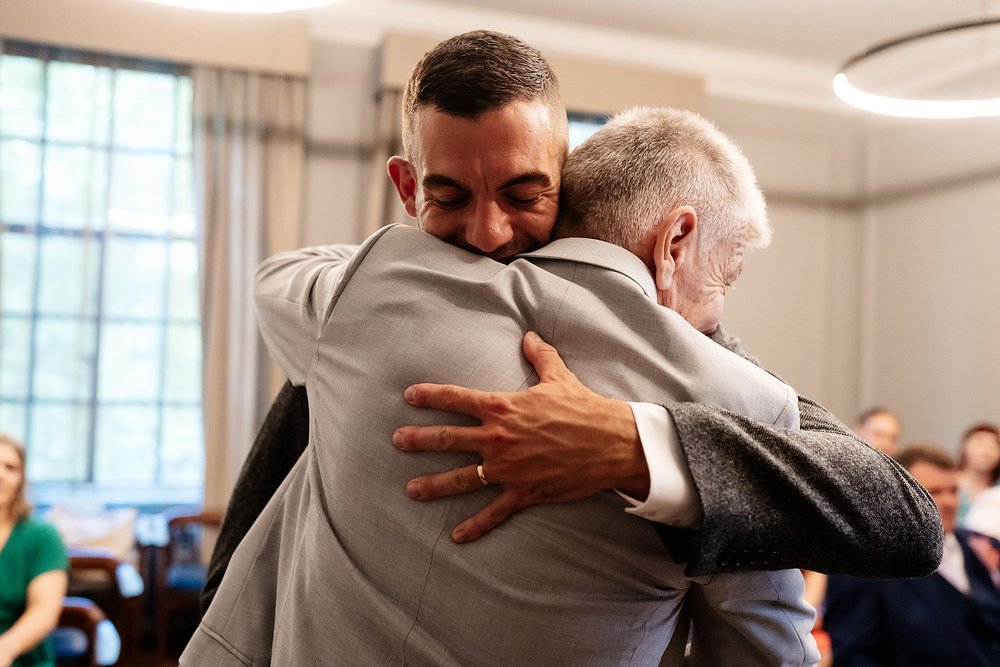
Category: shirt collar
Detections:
[{"x1": 519, "y1": 238, "x2": 657, "y2": 300}]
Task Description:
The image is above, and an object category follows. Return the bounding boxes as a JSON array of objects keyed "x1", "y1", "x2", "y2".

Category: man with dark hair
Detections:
[
  {"x1": 853, "y1": 406, "x2": 903, "y2": 456},
  {"x1": 824, "y1": 445, "x2": 1000, "y2": 665}
]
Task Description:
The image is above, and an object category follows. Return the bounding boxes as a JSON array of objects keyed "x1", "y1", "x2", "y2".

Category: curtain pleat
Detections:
[{"x1": 193, "y1": 67, "x2": 306, "y2": 510}]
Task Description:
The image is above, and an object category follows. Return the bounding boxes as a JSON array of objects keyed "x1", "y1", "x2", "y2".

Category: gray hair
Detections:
[{"x1": 554, "y1": 107, "x2": 769, "y2": 255}]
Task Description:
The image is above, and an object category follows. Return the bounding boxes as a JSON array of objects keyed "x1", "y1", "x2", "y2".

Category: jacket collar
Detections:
[{"x1": 519, "y1": 238, "x2": 657, "y2": 300}]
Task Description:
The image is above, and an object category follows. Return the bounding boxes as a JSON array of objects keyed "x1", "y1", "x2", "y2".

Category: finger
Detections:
[
  {"x1": 452, "y1": 492, "x2": 521, "y2": 543},
  {"x1": 522, "y1": 331, "x2": 574, "y2": 383},
  {"x1": 404, "y1": 465, "x2": 484, "y2": 501},
  {"x1": 405, "y1": 382, "x2": 490, "y2": 417},
  {"x1": 393, "y1": 425, "x2": 486, "y2": 453}
]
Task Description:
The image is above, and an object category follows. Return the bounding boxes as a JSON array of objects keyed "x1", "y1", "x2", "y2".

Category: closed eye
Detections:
[
  {"x1": 506, "y1": 194, "x2": 540, "y2": 207},
  {"x1": 431, "y1": 196, "x2": 468, "y2": 210}
]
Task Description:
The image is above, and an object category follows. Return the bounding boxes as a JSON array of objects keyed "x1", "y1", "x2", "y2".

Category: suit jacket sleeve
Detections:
[
  {"x1": 201, "y1": 233, "x2": 380, "y2": 615},
  {"x1": 661, "y1": 326, "x2": 943, "y2": 578}
]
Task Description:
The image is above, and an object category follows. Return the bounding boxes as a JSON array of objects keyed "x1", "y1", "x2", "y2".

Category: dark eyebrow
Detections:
[
  {"x1": 422, "y1": 171, "x2": 553, "y2": 192},
  {"x1": 500, "y1": 171, "x2": 553, "y2": 189},
  {"x1": 422, "y1": 174, "x2": 467, "y2": 190}
]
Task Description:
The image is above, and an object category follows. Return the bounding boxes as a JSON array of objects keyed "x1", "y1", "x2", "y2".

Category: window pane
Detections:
[
  {"x1": 37, "y1": 234, "x2": 101, "y2": 316},
  {"x1": 103, "y1": 237, "x2": 167, "y2": 318},
  {"x1": 0, "y1": 139, "x2": 42, "y2": 222},
  {"x1": 95, "y1": 405, "x2": 157, "y2": 483},
  {"x1": 0, "y1": 402, "x2": 27, "y2": 442},
  {"x1": 0, "y1": 317, "x2": 31, "y2": 399},
  {"x1": 113, "y1": 70, "x2": 177, "y2": 151},
  {"x1": 29, "y1": 403, "x2": 90, "y2": 482},
  {"x1": 1, "y1": 231, "x2": 37, "y2": 313},
  {"x1": 161, "y1": 406, "x2": 203, "y2": 485},
  {"x1": 46, "y1": 61, "x2": 113, "y2": 145},
  {"x1": 2, "y1": 49, "x2": 201, "y2": 503},
  {"x1": 98, "y1": 323, "x2": 162, "y2": 401},
  {"x1": 172, "y1": 158, "x2": 195, "y2": 236},
  {"x1": 108, "y1": 152, "x2": 173, "y2": 232},
  {"x1": 42, "y1": 145, "x2": 108, "y2": 229},
  {"x1": 175, "y1": 77, "x2": 193, "y2": 154},
  {"x1": 164, "y1": 323, "x2": 201, "y2": 402},
  {"x1": 32, "y1": 318, "x2": 96, "y2": 401},
  {"x1": 168, "y1": 241, "x2": 199, "y2": 320},
  {"x1": 0, "y1": 55, "x2": 44, "y2": 139}
]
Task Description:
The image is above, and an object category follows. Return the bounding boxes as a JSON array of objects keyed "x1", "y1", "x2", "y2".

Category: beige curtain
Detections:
[
  {"x1": 363, "y1": 87, "x2": 408, "y2": 235},
  {"x1": 193, "y1": 66, "x2": 306, "y2": 510}
]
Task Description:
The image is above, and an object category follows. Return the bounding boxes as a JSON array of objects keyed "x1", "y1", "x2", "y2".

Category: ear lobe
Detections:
[{"x1": 387, "y1": 156, "x2": 418, "y2": 218}]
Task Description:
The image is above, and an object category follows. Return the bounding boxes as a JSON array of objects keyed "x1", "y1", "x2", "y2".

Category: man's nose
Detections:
[{"x1": 465, "y1": 200, "x2": 514, "y2": 254}]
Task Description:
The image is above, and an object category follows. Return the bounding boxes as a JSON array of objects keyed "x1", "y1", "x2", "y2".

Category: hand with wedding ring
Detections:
[{"x1": 392, "y1": 331, "x2": 648, "y2": 544}]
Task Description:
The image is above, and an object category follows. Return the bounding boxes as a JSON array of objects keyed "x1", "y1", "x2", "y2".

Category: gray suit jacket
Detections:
[{"x1": 184, "y1": 225, "x2": 815, "y2": 666}]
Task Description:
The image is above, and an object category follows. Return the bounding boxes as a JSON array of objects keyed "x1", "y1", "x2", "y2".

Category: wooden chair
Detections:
[
  {"x1": 66, "y1": 548, "x2": 144, "y2": 666},
  {"x1": 53, "y1": 597, "x2": 121, "y2": 667},
  {"x1": 154, "y1": 508, "x2": 223, "y2": 658}
]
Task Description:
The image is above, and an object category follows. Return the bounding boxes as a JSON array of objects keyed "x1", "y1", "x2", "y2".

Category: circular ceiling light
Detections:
[
  {"x1": 142, "y1": 1, "x2": 340, "y2": 12},
  {"x1": 834, "y1": 17, "x2": 1000, "y2": 119}
]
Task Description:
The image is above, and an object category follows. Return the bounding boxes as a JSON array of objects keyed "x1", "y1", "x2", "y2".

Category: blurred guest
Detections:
[
  {"x1": 957, "y1": 423, "x2": 1000, "y2": 523},
  {"x1": 0, "y1": 434, "x2": 68, "y2": 667},
  {"x1": 965, "y1": 487, "x2": 1000, "y2": 586},
  {"x1": 853, "y1": 407, "x2": 902, "y2": 456},
  {"x1": 824, "y1": 445, "x2": 1000, "y2": 666}
]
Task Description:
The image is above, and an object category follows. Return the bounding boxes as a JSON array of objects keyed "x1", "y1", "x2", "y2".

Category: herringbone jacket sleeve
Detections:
[{"x1": 661, "y1": 326, "x2": 944, "y2": 578}]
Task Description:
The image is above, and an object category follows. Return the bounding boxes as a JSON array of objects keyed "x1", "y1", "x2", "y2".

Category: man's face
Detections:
[
  {"x1": 908, "y1": 461, "x2": 959, "y2": 534},
  {"x1": 389, "y1": 100, "x2": 564, "y2": 261},
  {"x1": 661, "y1": 235, "x2": 746, "y2": 335},
  {"x1": 855, "y1": 413, "x2": 902, "y2": 456}
]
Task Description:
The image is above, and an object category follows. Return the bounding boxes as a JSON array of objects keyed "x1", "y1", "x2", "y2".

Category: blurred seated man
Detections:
[
  {"x1": 853, "y1": 406, "x2": 902, "y2": 457},
  {"x1": 824, "y1": 444, "x2": 1000, "y2": 666}
]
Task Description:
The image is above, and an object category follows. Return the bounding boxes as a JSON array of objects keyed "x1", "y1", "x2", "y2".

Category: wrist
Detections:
[{"x1": 606, "y1": 399, "x2": 650, "y2": 498}]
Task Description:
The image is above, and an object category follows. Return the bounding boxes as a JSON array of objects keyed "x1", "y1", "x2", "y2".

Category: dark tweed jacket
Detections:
[{"x1": 201, "y1": 327, "x2": 942, "y2": 613}]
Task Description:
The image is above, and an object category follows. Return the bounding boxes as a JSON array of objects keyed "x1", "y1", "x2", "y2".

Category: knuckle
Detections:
[
  {"x1": 433, "y1": 428, "x2": 451, "y2": 451},
  {"x1": 483, "y1": 394, "x2": 513, "y2": 416},
  {"x1": 483, "y1": 426, "x2": 512, "y2": 446}
]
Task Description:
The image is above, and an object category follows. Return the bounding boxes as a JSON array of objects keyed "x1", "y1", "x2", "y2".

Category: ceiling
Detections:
[
  {"x1": 310, "y1": 0, "x2": 999, "y2": 66},
  {"x1": 305, "y1": 0, "x2": 1000, "y2": 114}
]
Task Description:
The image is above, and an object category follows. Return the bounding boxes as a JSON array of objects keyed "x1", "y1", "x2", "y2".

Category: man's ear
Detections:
[
  {"x1": 387, "y1": 156, "x2": 418, "y2": 218},
  {"x1": 653, "y1": 206, "x2": 698, "y2": 292}
]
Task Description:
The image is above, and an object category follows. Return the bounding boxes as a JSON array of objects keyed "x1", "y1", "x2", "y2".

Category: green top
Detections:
[{"x1": 0, "y1": 518, "x2": 67, "y2": 667}]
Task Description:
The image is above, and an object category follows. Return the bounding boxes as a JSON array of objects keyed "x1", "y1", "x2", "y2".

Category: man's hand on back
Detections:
[{"x1": 393, "y1": 331, "x2": 649, "y2": 543}]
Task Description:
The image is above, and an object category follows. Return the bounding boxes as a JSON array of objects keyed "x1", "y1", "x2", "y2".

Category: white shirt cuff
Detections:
[{"x1": 617, "y1": 402, "x2": 703, "y2": 528}]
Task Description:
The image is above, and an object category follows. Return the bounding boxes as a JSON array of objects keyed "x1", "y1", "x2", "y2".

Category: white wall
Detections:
[
  {"x1": 706, "y1": 99, "x2": 866, "y2": 421},
  {"x1": 863, "y1": 118, "x2": 1000, "y2": 448}
]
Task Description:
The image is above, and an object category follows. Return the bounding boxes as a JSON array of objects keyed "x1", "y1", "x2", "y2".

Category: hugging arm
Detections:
[{"x1": 397, "y1": 329, "x2": 943, "y2": 577}]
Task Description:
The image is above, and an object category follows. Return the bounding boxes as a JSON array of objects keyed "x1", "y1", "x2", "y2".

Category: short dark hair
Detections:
[
  {"x1": 895, "y1": 444, "x2": 956, "y2": 473},
  {"x1": 401, "y1": 30, "x2": 563, "y2": 159}
]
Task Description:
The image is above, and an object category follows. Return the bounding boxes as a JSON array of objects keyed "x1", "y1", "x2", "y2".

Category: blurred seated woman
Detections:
[
  {"x1": 957, "y1": 423, "x2": 1000, "y2": 524},
  {"x1": 0, "y1": 434, "x2": 68, "y2": 667}
]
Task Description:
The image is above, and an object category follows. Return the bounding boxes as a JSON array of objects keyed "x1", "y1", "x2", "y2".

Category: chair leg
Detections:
[{"x1": 155, "y1": 601, "x2": 168, "y2": 660}]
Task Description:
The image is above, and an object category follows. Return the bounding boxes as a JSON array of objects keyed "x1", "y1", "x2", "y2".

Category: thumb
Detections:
[{"x1": 522, "y1": 331, "x2": 573, "y2": 383}]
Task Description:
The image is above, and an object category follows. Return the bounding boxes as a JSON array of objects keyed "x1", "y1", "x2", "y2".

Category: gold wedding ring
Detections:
[{"x1": 476, "y1": 463, "x2": 489, "y2": 486}]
